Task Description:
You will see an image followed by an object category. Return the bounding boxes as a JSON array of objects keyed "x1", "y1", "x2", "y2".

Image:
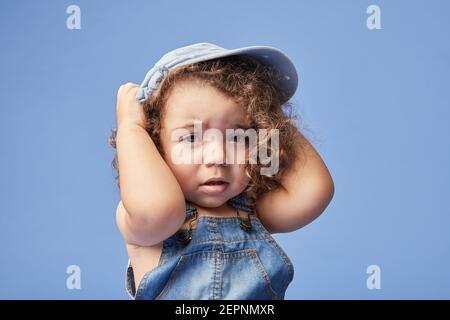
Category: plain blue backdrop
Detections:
[{"x1": 0, "y1": 0, "x2": 449, "y2": 299}]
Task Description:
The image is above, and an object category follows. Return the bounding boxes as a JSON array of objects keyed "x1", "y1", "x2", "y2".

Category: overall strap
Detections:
[{"x1": 226, "y1": 192, "x2": 253, "y2": 213}]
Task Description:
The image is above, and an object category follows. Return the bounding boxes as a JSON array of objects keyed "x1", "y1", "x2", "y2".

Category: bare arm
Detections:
[
  {"x1": 115, "y1": 84, "x2": 186, "y2": 246},
  {"x1": 256, "y1": 128, "x2": 335, "y2": 233}
]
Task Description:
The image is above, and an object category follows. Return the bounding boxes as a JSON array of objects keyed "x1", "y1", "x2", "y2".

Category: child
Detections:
[{"x1": 109, "y1": 42, "x2": 334, "y2": 300}]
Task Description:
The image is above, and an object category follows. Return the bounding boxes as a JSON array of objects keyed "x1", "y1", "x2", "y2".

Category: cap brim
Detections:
[{"x1": 176, "y1": 45, "x2": 298, "y2": 104}]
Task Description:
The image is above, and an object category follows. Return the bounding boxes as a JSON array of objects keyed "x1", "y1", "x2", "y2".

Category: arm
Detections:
[
  {"x1": 115, "y1": 83, "x2": 186, "y2": 246},
  {"x1": 256, "y1": 128, "x2": 335, "y2": 233}
]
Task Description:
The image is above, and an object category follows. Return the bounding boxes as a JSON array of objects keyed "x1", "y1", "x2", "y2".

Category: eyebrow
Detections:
[{"x1": 174, "y1": 122, "x2": 252, "y2": 130}]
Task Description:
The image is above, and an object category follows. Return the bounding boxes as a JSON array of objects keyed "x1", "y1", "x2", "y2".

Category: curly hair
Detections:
[{"x1": 109, "y1": 55, "x2": 307, "y2": 216}]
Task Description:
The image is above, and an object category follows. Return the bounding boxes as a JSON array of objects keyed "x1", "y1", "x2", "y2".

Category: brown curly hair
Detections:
[{"x1": 109, "y1": 55, "x2": 307, "y2": 216}]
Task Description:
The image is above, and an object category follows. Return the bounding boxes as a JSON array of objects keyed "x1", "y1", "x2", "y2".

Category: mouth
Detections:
[
  {"x1": 200, "y1": 178, "x2": 229, "y2": 194},
  {"x1": 201, "y1": 178, "x2": 228, "y2": 186}
]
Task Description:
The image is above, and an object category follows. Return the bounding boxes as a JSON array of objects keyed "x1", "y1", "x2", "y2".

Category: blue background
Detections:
[{"x1": 1, "y1": 0, "x2": 449, "y2": 299}]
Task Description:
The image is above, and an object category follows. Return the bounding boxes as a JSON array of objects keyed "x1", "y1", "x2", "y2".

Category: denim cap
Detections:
[{"x1": 135, "y1": 42, "x2": 298, "y2": 105}]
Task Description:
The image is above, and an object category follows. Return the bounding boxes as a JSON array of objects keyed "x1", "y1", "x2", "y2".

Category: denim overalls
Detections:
[{"x1": 125, "y1": 193, "x2": 294, "y2": 300}]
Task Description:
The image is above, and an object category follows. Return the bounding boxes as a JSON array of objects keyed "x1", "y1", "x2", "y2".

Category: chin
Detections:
[{"x1": 194, "y1": 195, "x2": 228, "y2": 208}]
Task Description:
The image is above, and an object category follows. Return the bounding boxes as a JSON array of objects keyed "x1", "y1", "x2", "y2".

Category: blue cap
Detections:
[{"x1": 135, "y1": 42, "x2": 298, "y2": 105}]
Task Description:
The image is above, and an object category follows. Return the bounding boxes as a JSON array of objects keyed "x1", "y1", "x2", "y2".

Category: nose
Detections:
[{"x1": 203, "y1": 131, "x2": 227, "y2": 167}]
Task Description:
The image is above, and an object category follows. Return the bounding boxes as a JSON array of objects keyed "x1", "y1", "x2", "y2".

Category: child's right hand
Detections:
[{"x1": 116, "y1": 83, "x2": 147, "y2": 129}]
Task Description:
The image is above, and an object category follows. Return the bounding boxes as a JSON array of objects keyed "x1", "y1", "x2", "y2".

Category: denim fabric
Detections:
[
  {"x1": 135, "y1": 42, "x2": 298, "y2": 106},
  {"x1": 125, "y1": 193, "x2": 294, "y2": 300}
]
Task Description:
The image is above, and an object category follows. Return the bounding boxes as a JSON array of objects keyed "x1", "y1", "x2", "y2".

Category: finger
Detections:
[
  {"x1": 124, "y1": 82, "x2": 139, "y2": 88},
  {"x1": 124, "y1": 83, "x2": 140, "y2": 96},
  {"x1": 117, "y1": 84, "x2": 125, "y2": 99}
]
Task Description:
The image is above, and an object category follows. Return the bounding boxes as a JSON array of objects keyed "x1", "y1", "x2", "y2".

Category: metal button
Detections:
[
  {"x1": 237, "y1": 209, "x2": 253, "y2": 232},
  {"x1": 177, "y1": 208, "x2": 198, "y2": 245}
]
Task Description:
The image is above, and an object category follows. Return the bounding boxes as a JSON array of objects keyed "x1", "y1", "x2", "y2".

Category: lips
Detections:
[
  {"x1": 201, "y1": 178, "x2": 228, "y2": 185},
  {"x1": 200, "y1": 178, "x2": 229, "y2": 195},
  {"x1": 203, "y1": 181, "x2": 226, "y2": 185}
]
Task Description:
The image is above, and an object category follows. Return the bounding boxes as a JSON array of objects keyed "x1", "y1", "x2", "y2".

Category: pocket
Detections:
[
  {"x1": 154, "y1": 249, "x2": 278, "y2": 300},
  {"x1": 236, "y1": 249, "x2": 278, "y2": 300}
]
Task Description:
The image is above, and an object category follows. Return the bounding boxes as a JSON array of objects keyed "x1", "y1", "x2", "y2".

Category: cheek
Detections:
[
  {"x1": 164, "y1": 141, "x2": 202, "y2": 166},
  {"x1": 226, "y1": 143, "x2": 249, "y2": 164},
  {"x1": 230, "y1": 165, "x2": 251, "y2": 188},
  {"x1": 166, "y1": 161, "x2": 198, "y2": 191},
  {"x1": 161, "y1": 137, "x2": 198, "y2": 192}
]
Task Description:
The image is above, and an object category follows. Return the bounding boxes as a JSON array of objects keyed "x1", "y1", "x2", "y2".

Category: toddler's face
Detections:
[{"x1": 160, "y1": 80, "x2": 251, "y2": 208}]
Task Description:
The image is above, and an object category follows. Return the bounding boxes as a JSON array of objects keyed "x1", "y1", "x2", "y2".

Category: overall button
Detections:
[
  {"x1": 237, "y1": 209, "x2": 253, "y2": 232},
  {"x1": 177, "y1": 208, "x2": 199, "y2": 245}
]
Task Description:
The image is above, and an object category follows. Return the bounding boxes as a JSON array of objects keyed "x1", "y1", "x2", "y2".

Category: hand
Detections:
[{"x1": 116, "y1": 82, "x2": 147, "y2": 129}]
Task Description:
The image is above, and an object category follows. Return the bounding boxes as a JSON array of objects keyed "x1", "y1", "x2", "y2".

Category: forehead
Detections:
[{"x1": 164, "y1": 80, "x2": 248, "y2": 129}]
